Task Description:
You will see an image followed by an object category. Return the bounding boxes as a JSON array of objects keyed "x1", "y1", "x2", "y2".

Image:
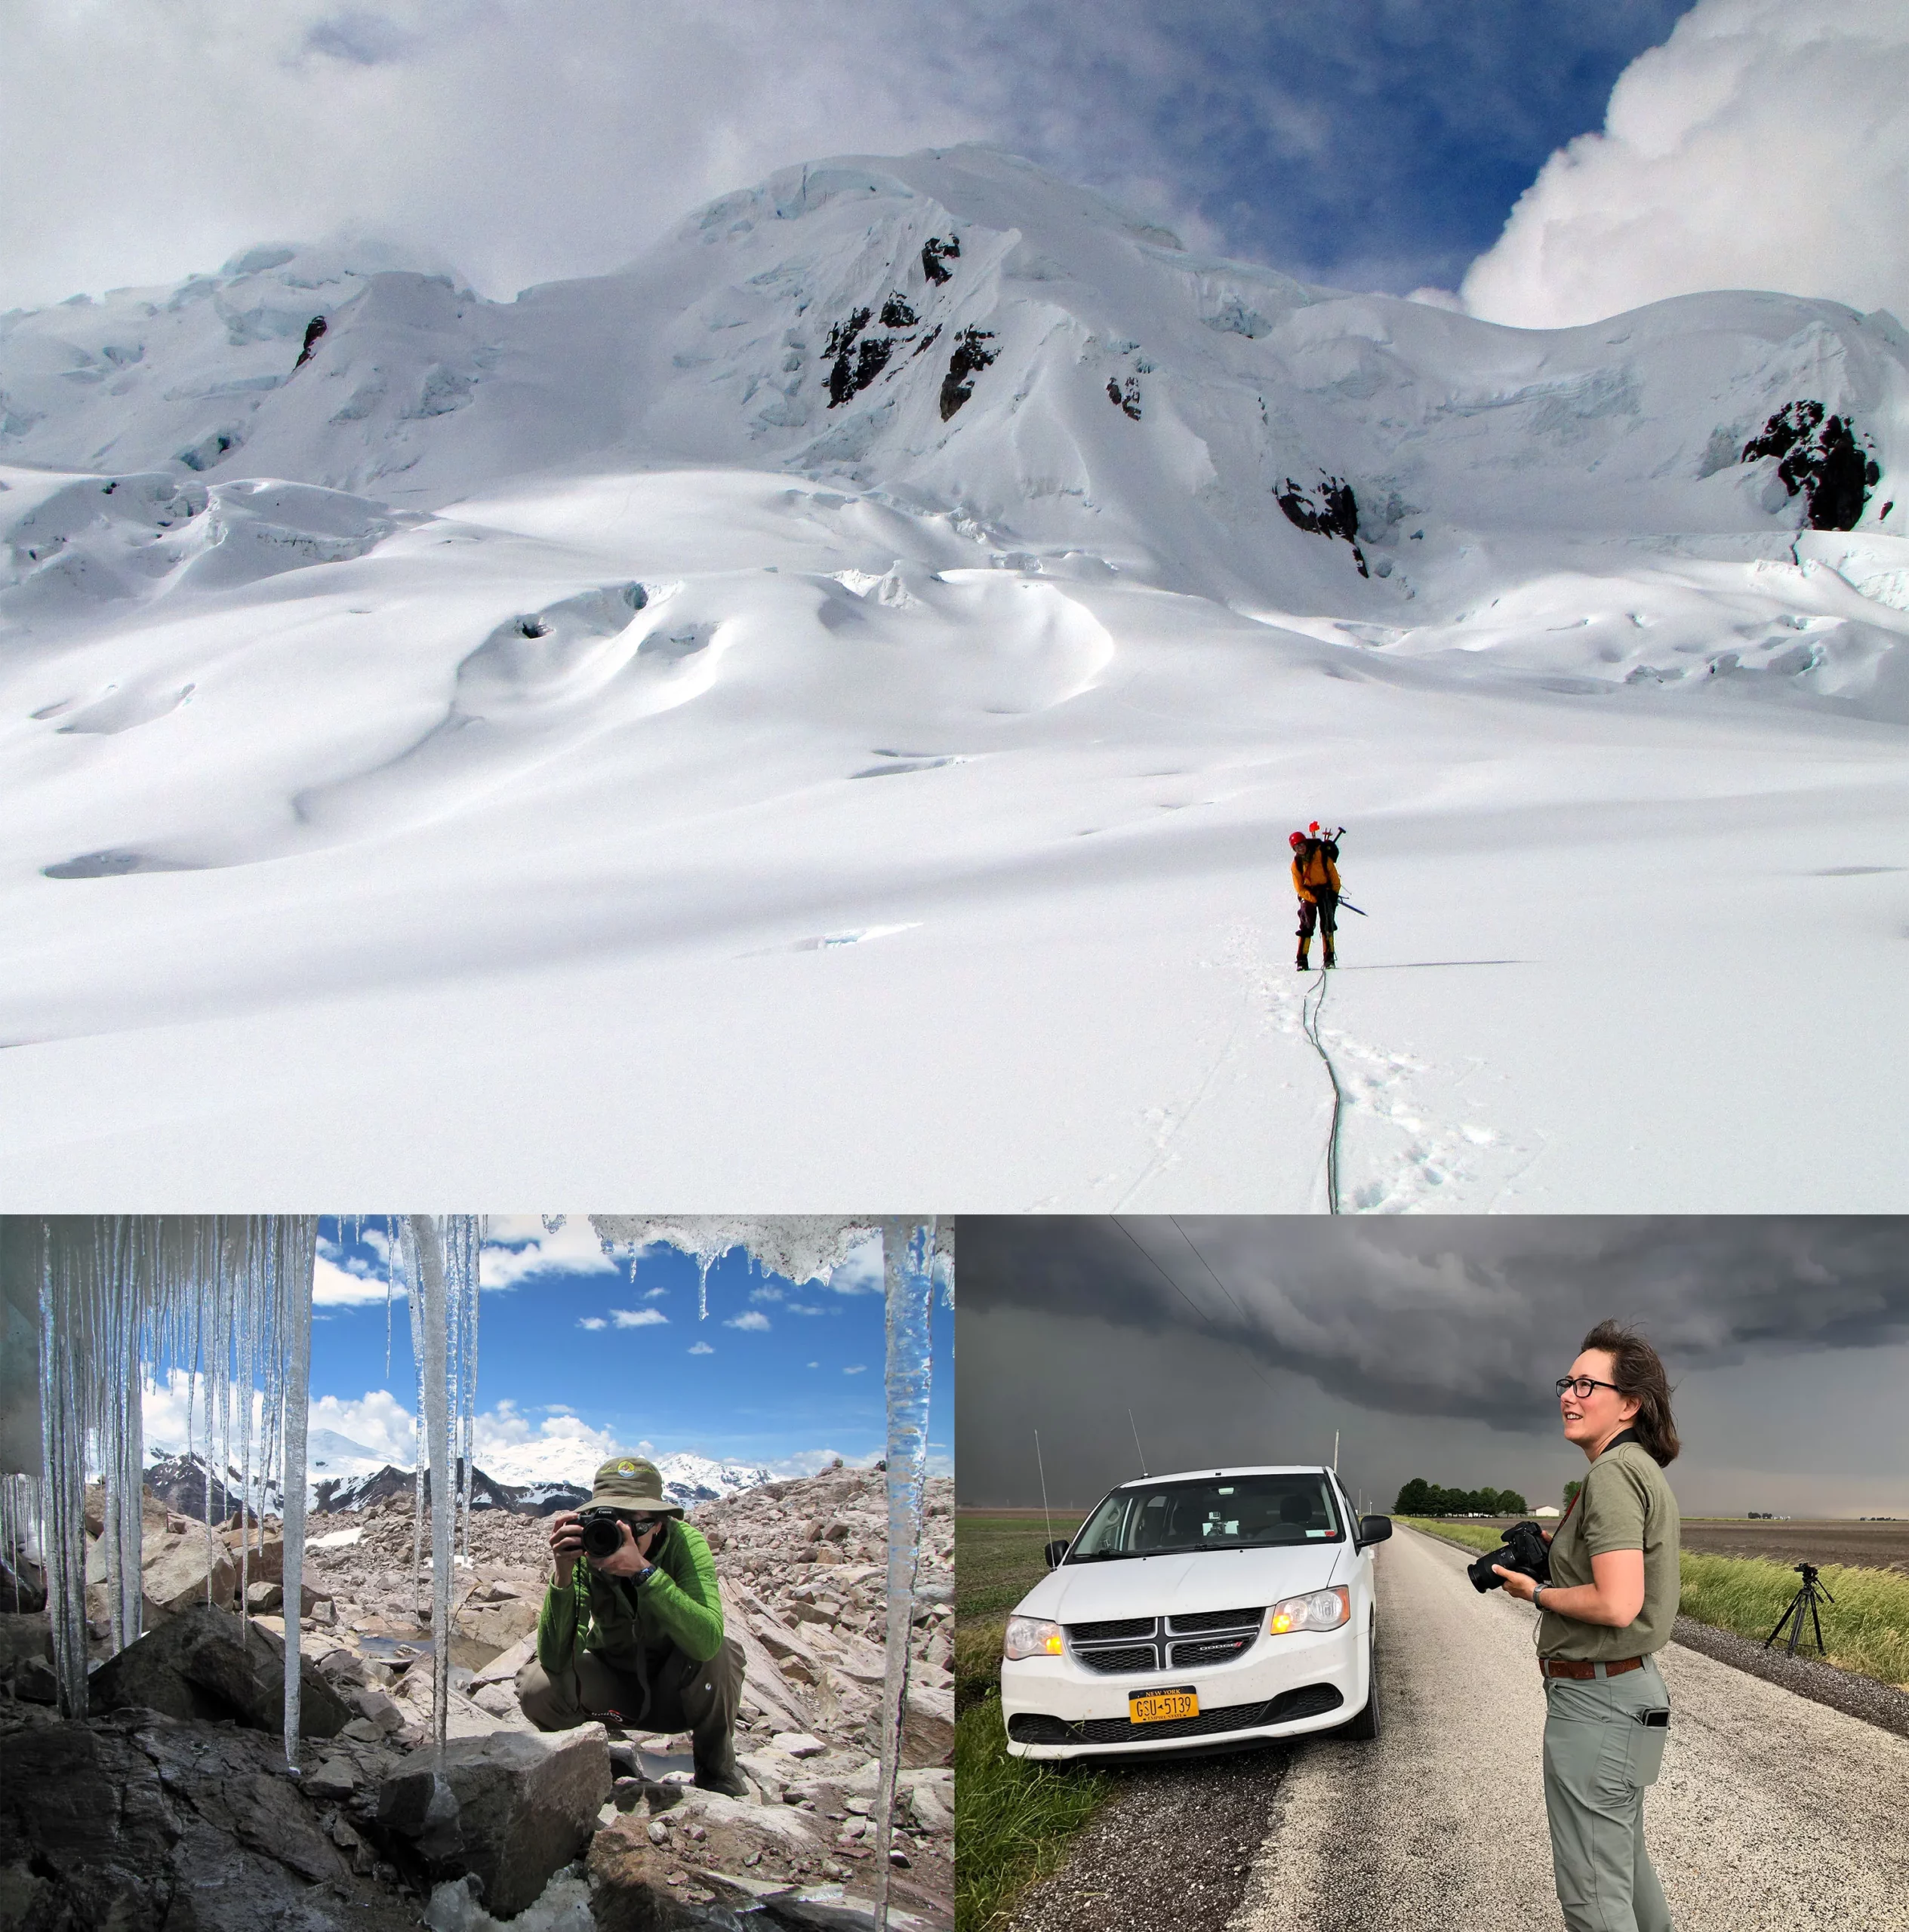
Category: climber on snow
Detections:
[{"x1": 1292, "y1": 822, "x2": 1342, "y2": 971}]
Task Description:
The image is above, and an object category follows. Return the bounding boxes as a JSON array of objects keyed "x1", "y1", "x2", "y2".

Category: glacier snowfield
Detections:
[{"x1": 2, "y1": 150, "x2": 1904, "y2": 1211}]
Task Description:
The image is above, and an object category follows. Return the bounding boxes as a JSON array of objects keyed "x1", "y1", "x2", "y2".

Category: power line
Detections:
[{"x1": 1110, "y1": 1217, "x2": 1285, "y2": 1404}]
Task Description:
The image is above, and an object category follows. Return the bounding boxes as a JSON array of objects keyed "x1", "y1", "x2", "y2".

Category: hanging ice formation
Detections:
[
  {"x1": 870, "y1": 1218, "x2": 950, "y2": 1930},
  {"x1": 399, "y1": 1214, "x2": 484, "y2": 1746},
  {"x1": 10, "y1": 1217, "x2": 319, "y2": 1760},
  {"x1": 0, "y1": 1472, "x2": 42, "y2": 1611}
]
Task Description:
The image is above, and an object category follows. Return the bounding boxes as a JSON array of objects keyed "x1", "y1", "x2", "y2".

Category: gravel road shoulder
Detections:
[{"x1": 1005, "y1": 1746, "x2": 1293, "y2": 1932}]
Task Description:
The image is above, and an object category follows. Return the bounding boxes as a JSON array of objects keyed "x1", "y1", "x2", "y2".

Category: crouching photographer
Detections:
[
  {"x1": 516, "y1": 1456, "x2": 748, "y2": 1796},
  {"x1": 1491, "y1": 1322, "x2": 1683, "y2": 1932}
]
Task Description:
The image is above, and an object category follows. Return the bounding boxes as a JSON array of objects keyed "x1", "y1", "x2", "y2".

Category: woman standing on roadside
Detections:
[{"x1": 1494, "y1": 1321, "x2": 1683, "y2": 1932}]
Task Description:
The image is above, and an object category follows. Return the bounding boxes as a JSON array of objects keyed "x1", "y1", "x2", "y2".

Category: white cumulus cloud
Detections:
[
  {"x1": 725, "y1": 1311, "x2": 771, "y2": 1332},
  {"x1": 577, "y1": 1316, "x2": 607, "y2": 1331},
  {"x1": 610, "y1": 1307, "x2": 668, "y2": 1328},
  {"x1": 1463, "y1": 0, "x2": 1909, "y2": 328},
  {"x1": 688, "y1": 1342, "x2": 714, "y2": 1355}
]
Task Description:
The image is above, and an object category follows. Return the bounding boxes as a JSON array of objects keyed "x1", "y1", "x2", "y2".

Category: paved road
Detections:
[{"x1": 1229, "y1": 1527, "x2": 1909, "y2": 1932}]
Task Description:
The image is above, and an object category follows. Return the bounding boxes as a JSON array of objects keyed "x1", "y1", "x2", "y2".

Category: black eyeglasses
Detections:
[{"x1": 1556, "y1": 1376, "x2": 1621, "y2": 1399}]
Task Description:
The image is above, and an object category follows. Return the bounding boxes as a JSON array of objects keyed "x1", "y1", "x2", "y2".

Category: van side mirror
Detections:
[
  {"x1": 1356, "y1": 1515, "x2": 1393, "y2": 1549},
  {"x1": 1043, "y1": 1539, "x2": 1071, "y2": 1569}
]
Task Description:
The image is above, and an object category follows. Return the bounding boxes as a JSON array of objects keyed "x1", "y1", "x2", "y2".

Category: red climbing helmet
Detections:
[{"x1": 1289, "y1": 831, "x2": 1305, "y2": 848}]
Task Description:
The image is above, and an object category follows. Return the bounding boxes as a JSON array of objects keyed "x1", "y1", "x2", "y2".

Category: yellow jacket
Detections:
[{"x1": 1292, "y1": 844, "x2": 1341, "y2": 903}]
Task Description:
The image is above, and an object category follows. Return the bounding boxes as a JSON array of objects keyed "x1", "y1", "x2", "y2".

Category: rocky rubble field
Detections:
[{"x1": 0, "y1": 1466, "x2": 953, "y2": 1930}]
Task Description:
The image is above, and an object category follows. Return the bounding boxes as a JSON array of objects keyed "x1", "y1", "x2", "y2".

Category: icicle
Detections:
[
  {"x1": 410, "y1": 1215, "x2": 456, "y2": 1746},
  {"x1": 384, "y1": 1214, "x2": 396, "y2": 1380},
  {"x1": 279, "y1": 1218, "x2": 316, "y2": 1770},
  {"x1": 873, "y1": 1218, "x2": 936, "y2": 1930},
  {"x1": 405, "y1": 1226, "x2": 427, "y2": 1617},
  {"x1": 454, "y1": 1217, "x2": 481, "y2": 1567},
  {"x1": 38, "y1": 1227, "x2": 91, "y2": 1718},
  {"x1": 697, "y1": 1252, "x2": 712, "y2": 1322}
]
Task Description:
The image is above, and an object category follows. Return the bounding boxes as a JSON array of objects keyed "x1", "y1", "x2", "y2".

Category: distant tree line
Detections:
[{"x1": 1393, "y1": 1478, "x2": 1529, "y2": 1516}]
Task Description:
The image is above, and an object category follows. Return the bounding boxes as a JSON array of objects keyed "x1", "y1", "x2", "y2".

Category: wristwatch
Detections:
[{"x1": 1532, "y1": 1585, "x2": 1547, "y2": 1611}]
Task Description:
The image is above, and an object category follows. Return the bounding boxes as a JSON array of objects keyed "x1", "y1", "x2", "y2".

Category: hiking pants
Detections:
[
  {"x1": 517, "y1": 1635, "x2": 745, "y2": 1780},
  {"x1": 1541, "y1": 1656, "x2": 1674, "y2": 1932},
  {"x1": 1297, "y1": 891, "x2": 1338, "y2": 943}
]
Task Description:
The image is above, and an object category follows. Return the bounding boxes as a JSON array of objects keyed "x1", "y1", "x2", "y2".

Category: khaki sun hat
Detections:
[{"x1": 587, "y1": 1456, "x2": 683, "y2": 1516}]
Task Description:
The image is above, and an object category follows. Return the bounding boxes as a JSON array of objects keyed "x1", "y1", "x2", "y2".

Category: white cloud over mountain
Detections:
[{"x1": 1464, "y1": 0, "x2": 1909, "y2": 326}]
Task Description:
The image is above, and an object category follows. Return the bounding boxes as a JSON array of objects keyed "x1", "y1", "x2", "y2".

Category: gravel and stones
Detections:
[
  {"x1": 1669, "y1": 1611, "x2": 1909, "y2": 1740},
  {"x1": 1005, "y1": 1748, "x2": 1292, "y2": 1932}
]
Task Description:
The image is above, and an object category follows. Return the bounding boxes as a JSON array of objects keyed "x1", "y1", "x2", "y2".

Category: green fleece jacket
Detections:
[{"x1": 535, "y1": 1517, "x2": 725, "y2": 1674}]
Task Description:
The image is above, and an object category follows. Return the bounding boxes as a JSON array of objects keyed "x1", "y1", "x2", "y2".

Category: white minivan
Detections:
[{"x1": 999, "y1": 1465, "x2": 1390, "y2": 1760}]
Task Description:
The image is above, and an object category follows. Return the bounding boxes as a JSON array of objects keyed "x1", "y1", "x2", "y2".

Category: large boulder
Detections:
[
  {"x1": 88, "y1": 1601, "x2": 352, "y2": 1737},
  {"x1": 377, "y1": 1723, "x2": 611, "y2": 1916},
  {"x1": 456, "y1": 1595, "x2": 539, "y2": 1651},
  {"x1": 143, "y1": 1524, "x2": 239, "y2": 1612},
  {"x1": 0, "y1": 1709, "x2": 422, "y2": 1932}
]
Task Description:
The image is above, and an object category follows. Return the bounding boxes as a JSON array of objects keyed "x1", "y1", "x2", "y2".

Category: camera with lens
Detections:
[
  {"x1": 1467, "y1": 1518, "x2": 1553, "y2": 1593},
  {"x1": 577, "y1": 1506, "x2": 640, "y2": 1561}
]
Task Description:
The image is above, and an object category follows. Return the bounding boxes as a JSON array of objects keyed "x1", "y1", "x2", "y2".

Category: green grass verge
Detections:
[
  {"x1": 1398, "y1": 1518, "x2": 1909, "y2": 1689},
  {"x1": 955, "y1": 1513, "x2": 1112, "y2": 1932}
]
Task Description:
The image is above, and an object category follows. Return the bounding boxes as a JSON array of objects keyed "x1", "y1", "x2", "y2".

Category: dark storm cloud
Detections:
[{"x1": 960, "y1": 1217, "x2": 1909, "y2": 1431}]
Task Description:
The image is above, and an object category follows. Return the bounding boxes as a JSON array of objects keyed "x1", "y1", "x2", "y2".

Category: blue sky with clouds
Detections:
[
  {"x1": 289, "y1": 1217, "x2": 954, "y2": 1478},
  {"x1": 14, "y1": 2, "x2": 1901, "y2": 331}
]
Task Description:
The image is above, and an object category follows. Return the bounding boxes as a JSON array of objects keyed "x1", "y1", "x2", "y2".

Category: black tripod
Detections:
[{"x1": 1763, "y1": 1561, "x2": 1834, "y2": 1656}]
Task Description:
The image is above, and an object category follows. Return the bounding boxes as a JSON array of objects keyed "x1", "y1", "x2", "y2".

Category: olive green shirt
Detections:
[
  {"x1": 1538, "y1": 1439, "x2": 1680, "y2": 1660},
  {"x1": 535, "y1": 1517, "x2": 725, "y2": 1674}
]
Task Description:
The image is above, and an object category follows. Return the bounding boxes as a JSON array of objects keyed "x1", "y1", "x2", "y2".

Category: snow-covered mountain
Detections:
[
  {"x1": 2, "y1": 149, "x2": 1906, "y2": 1211},
  {"x1": 5, "y1": 149, "x2": 1901, "y2": 626},
  {"x1": 309, "y1": 1447, "x2": 772, "y2": 1515}
]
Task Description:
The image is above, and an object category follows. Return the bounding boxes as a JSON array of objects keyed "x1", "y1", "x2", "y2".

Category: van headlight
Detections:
[
  {"x1": 1003, "y1": 1617, "x2": 1065, "y2": 1660},
  {"x1": 1266, "y1": 1587, "x2": 1350, "y2": 1635}
]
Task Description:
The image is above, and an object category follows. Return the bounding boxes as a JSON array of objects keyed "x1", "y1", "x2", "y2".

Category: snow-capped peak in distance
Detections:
[{"x1": 4, "y1": 146, "x2": 1900, "y2": 605}]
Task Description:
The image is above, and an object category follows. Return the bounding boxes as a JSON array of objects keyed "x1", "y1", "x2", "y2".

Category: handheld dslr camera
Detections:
[
  {"x1": 1467, "y1": 1519, "x2": 1553, "y2": 1594},
  {"x1": 577, "y1": 1506, "x2": 652, "y2": 1561}
]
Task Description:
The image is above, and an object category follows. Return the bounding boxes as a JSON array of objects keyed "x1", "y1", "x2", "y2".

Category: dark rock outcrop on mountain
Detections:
[
  {"x1": 1740, "y1": 399, "x2": 1883, "y2": 530},
  {"x1": 1276, "y1": 472, "x2": 1369, "y2": 576},
  {"x1": 313, "y1": 1459, "x2": 522, "y2": 1515},
  {"x1": 919, "y1": 234, "x2": 959, "y2": 284},
  {"x1": 940, "y1": 328, "x2": 997, "y2": 420},
  {"x1": 144, "y1": 1451, "x2": 248, "y2": 1522}
]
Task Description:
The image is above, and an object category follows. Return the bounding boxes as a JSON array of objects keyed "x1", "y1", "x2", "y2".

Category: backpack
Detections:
[{"x1": 1295, "y1": 836, "x2": 1338, "y2": 881}]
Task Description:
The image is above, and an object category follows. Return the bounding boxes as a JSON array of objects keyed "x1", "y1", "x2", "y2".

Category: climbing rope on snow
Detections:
[{"x1": 1300, "y1": 968, "x2": 1346, "y2": 1214}]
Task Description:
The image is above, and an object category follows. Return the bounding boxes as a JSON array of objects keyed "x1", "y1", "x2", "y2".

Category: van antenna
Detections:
[
  {"x1": 1128, "y1": 1408, "x2": 1148, "y2": 1478},
  {"x1": 1333, "y1": 1429, "x2": 1340, "y2": 1474},
  {"x1": 1035, "y1": 1431, "x2": 1055, "y2": 1553}
]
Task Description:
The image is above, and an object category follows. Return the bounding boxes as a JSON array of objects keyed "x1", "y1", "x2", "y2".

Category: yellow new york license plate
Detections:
[{"x1": 1129, "y1": 1687, "x2": 1199, "y2": 1724}]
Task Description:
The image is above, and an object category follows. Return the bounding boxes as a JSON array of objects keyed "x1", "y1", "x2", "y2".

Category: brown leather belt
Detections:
[{"x1": 1541, "y1": 1657, "x2": 1644, "y2": 1680}]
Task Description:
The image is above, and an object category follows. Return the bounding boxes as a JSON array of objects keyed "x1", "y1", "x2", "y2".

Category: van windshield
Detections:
[{"x1": 1065, "y1": 1475, "x2": 1343, "y2": 1561}]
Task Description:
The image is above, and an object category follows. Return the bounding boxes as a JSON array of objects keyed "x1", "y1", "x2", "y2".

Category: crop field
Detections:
[
  {"x1": 1399, "y1": 1515, "x2": 1909, "y2": 1572},
  {"x1": 954, "y1": 1511, "x2": 1107, "y2": 1932},
  {"x1": 1399, "y1": 1518, "x2": 1909, "y2": 1690},
  {"x1": 1678, "y1": 1518, "x2": 1909, "y2": 1571}
]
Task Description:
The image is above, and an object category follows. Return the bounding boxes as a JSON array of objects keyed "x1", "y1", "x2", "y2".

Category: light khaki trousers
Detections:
[{"x1": 1541, "y1": 1655, "x2": 1674, "y2": 1932}]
